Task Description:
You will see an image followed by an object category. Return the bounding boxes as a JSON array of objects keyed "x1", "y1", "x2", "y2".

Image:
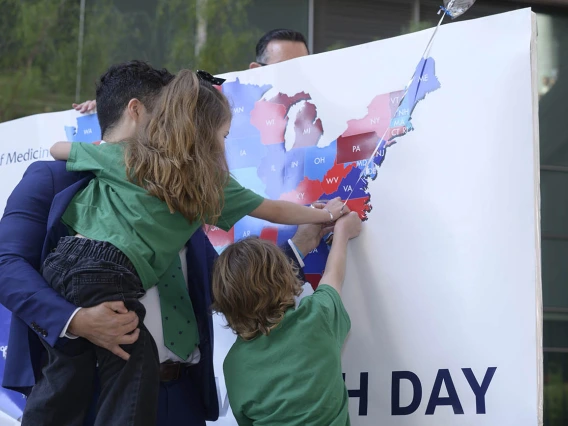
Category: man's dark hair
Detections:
[
  {"x1": 255, "y1": 29, "x2": 308, "y2": 64},
  {"x1": 95, "y1": 60, "x2": 174, "y2": 138}
]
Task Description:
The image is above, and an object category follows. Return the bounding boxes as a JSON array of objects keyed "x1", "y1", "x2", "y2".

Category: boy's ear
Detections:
[{"x1": 125, "y1": 98, "x2": 148, "y2": 122}]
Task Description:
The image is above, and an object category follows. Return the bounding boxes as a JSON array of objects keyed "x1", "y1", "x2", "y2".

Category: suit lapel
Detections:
[{"x1": 42, "y1": 176, "x2": 92, "y2": 261}]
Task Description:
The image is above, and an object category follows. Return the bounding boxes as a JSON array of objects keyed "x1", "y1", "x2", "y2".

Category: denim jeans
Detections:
[{"x1": 22, "y1": 237, "x2": 160, "y2": 426}]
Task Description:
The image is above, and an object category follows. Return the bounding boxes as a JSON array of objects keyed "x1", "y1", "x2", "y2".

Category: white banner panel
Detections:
[{"x1": 211, "y1": 8, "x2": 542, "y2": 426}]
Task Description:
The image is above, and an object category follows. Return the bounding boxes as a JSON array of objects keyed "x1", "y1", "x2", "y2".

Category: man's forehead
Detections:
[{"x1": 265, "y1": 40, "x2": 309, "y2": 64}]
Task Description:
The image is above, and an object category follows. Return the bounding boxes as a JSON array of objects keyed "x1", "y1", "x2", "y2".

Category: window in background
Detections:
[
  {"x1": 247, "y1": 0, "x2": 310, "y2": 51},
  {"x1": 538, "y1": 11, "x2": 568, "y2": 426}
]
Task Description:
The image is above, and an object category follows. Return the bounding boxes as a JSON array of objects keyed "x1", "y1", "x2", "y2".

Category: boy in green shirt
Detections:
[{"x1": 212, "y1": 211, "x2": 362, "y2": 426}]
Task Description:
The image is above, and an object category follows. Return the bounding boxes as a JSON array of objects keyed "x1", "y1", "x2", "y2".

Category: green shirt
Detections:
[
  {"x1": 62, "y1": 142, "x2": 264, "y2": 289},
  {"x1": 224, "y1": 285, "x2": 351, "y2": 426}
]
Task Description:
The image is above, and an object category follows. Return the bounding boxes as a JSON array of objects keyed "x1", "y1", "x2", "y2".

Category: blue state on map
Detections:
[{"x1": 64, "y1": 114, "x2": 102, "y2": 143}]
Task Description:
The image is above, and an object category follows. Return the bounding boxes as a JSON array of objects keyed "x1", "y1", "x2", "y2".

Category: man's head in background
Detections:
[
  {"x1": 96, "y1": 60, "x2": 174, "y2": 139},
  {"x1": 249, "y1": 29, "x2": 309, "y2": 69}
]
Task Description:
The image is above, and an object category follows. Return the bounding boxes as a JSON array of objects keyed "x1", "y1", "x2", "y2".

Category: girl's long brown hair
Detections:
[
  {"x1": 212, "y1": 237, "x2": 304, "y2": 341},
  {"x1": 124, "y1": 69, "x2": 232, "y2": 224}
]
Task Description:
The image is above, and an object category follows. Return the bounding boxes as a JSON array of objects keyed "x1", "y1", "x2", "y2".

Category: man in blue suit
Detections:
[{"x1": 0, "y1": 61, "x2": 328, "y2": 425}]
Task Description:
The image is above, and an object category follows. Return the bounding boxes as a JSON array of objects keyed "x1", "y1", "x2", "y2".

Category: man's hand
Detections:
[
  {"x1": 72, "y1": 100, "x2": 97, "y2": 114},
  {"x1": 68, "y1": 301, "x2": 139, "y2": 361},
  {"x1": 291, "y1": 202, "x2": 335, "y2": 255}
]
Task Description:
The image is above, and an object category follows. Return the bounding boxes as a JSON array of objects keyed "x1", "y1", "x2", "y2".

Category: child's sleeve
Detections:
[
  {"x1": 309, "y1": 284, "x2": 351, "y2": 346},
  {"x1": 232, "y1": 410, "x2": 254, "y2": 426},
  {"x1": 215, "y1": 177, "x2": 265, "y2": 231},
  {"x1": 66, "y1": 142, "x2": 118, "y2": 176}
]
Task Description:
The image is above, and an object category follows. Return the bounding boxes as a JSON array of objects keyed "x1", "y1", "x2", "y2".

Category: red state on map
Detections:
[
  {"x1": 321, "y1": 162, "x2": 355, "y2": 194},
  {"x1": 269, "y1": 92, "x2": 311, "y2": 110},
  {"x1": 293, "y1": 102, "x2": 323, "y2": 148},
  {"x1": 336, "y1": 132, "x2": 380, "y2": 164},
  {"x1": 342, "y1": 93, "x2": 392, "y2": 139},
  {"x1": 344, "y1": 197, "x2": 372, "y2": 220},
  {"x1": 305, "y1": 274, "x2": 322, "y2": 290},
  {"x1": 204, "y1": 225, "x2": 235, "y2": 247},
  {"x1": 388, "y1": 90, "x2": 405, "y2": 118},
  {"x1": 259, "y1": 227, "x2": 278, "y2": 244},
  {"x1": 387, "y1": 125, "x2": 408, "y2": 144},
  {"x1": 250, "y1": 100, "x2": 288, "y2": 145},
  {"x1": 279, "y1": 176, "x2": 323, "y2": 204}
]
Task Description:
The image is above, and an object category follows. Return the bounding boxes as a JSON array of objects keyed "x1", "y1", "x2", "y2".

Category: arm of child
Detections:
[
  {"x1": 250, "y1": 197, "x2": 350, "y2": 225},
  {"x1": 319, "y1": 212, "x2": 362, "y2": 294},
  {"x1": 50, "y1": 142, "x2": 72, "y2": 161}
]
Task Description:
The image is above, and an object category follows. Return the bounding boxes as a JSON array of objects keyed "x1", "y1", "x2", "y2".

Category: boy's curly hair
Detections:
[
  {"x1": 124, "y1": 69, "x2": 231, "y2": 225},
  {"x1": 212, "y1": 237, "x2": 304, "y2": 340}
]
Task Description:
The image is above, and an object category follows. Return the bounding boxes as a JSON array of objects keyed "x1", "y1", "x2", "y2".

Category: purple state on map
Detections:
[
  {"x1": 292, "y1": 102, "x2": 323, "y2": 148},
  {"x1": 269, "y1": 92, "x2": 312, "y2": 110},
  {"x1": 222, "y1": 79, "x2": 272, "y2": 139}
]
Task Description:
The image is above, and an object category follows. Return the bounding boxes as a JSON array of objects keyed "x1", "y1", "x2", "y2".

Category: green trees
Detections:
[{"x1": 0, "y1": 0, "x2": 259, "y2": 122}]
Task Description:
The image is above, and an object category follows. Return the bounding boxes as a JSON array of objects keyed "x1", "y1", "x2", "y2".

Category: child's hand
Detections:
[
  {"x1": 334, "y1": 211, "x2": 362, "y2": 240},
  {"x1": 323, "y1": 197, "x2": 350, "y2": 221}
]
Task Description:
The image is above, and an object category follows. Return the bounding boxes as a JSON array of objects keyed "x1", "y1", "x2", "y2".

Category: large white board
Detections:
[{"x1": 210, "y1": 8, "x2": 542, "y2": 426}]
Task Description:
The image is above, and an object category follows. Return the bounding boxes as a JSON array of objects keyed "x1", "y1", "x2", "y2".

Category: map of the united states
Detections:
[
  {"x1": 61, "y1": 58, "x2": 439, "y2": 287},
  {"x1": 207, "y1": 57, "x2": 441, "y2": 287}
]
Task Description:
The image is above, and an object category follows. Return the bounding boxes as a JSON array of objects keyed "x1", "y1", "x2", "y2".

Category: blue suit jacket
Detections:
[{"x1": 0, "y1": 161, "x2": 220, "y2": 420}]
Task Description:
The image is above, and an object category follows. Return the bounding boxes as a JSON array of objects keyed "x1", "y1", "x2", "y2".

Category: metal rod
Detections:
[
  {"x1": 343, "y1": 2, "x2": 454, "y2": 207},
  {"x1": 75, "y1": 0, "x2": 86, "y2": 104},
  {"x1": 412, "y1": 0, "x2": 421, "y2": 25},
  {"x1": 308, "y1": 0, "x2": 315, "y2": 53}
]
